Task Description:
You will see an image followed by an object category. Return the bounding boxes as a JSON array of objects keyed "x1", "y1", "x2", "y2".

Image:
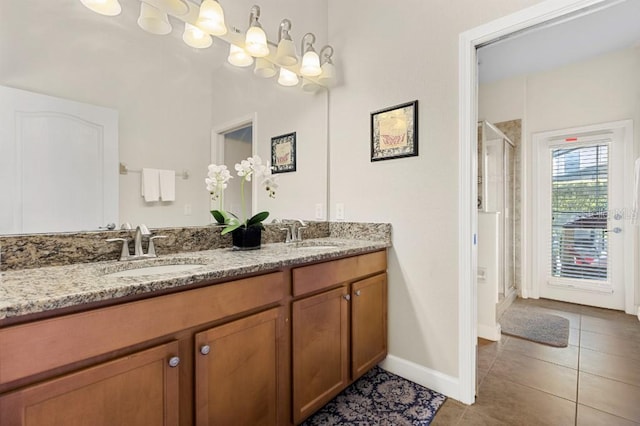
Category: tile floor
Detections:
[{"x1": 432, "y1": 298, "x2": 640, "y2": 425}]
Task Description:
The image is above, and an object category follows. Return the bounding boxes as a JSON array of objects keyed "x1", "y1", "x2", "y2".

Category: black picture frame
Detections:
[
  {"x1": 370, "y1": 100, "x2": 418, "y2": 161},
  {"x1": 271, "y1": 132, "x2": 296, "y2": 173}
]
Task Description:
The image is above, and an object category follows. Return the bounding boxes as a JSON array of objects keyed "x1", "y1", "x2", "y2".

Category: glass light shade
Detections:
[
  {"x1": 138, "y1": 3, "x2": 172, "y2": 35},
  {"x1": 183, "y1": 23, "x2": 212, "y2": 49},
  {"x1": 245, "y1": 26, "x2": 269, "y2": 57},
  {"x1": 277, "y1": 68, "x2": 299, "y2": 87},
  {"x1": 319, "y1": 61, "x2": 335, "y2": 86},
  {"x1": 300, "y1": 50, "x2": 321, "y2": 77},
  {"x1": 228, "y1": 44, "x2": 254, "y2": 67},
  {"x1": 80, "y1": 0, "x2": 122, "y2": 16},
  {"x1": 254, "y1": 58, "x2": 277, "y2": 78},
  {"x1": 196, "y1": 0, "x2": 227, "y2": 36},
  {"x1": 276, "y1": 38, "x2": 298, "y2": 66}
]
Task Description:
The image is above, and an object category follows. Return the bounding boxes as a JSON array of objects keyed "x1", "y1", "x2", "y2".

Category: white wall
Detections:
[
  {"x1": 480, "y1": 46, "x2": 640, "y2": 308},
  {"x1": 327, "y1": 0, "x2": 543, "y2": 389}
]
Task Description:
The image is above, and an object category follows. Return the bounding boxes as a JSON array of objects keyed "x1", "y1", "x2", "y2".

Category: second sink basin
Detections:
[{"x1": 104, "y1": 263, "x2": 205, "y2": 278}]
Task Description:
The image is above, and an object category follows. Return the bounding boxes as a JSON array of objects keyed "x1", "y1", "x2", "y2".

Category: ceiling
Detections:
[{"x1": 478, "y1": 0, "x2": 640, "y2": 84}]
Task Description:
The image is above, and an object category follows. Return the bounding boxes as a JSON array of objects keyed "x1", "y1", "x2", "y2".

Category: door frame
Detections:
[
  {"x1": 530, "y1": 120, "x2": 634, "y2": 310},
  {"x1": 458, "y1": 0, "x2": 620, "y2": 405}
]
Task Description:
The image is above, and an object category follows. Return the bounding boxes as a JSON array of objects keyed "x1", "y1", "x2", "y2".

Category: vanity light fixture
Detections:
[
  {"x1": 183, "y1": 22, "x2": 213, "y2": 48},
  {"x1": 228, "y1": 44, "x2": 254, "y2": 67},
  {"x1": 300, "y1": 33, "x2": 321, "y2": 77},
  {"x1": 244, "y1": 5, "x2": 269, "y2": 58},
  {"x1": 319, "y1": 45, "x2": 335, "y2": 86},
  {"x1": 80, "y1": 0, "x2": 122, "y2": 16},
  {"x1": 138, "y1": 2, "x2": 172, "y2": 35},
  {"x1": 278, "y1": 67, "x2": 299, "y2": 87},
  {"x1": 196, "y1": 0, "x2": 227, "y2": 36},
  {"x1": 79, "y1": 0, "x2": 337, "y2": 91},
  {"x1": 275, "y1": 19, "x2": 298, "y2": 66}
]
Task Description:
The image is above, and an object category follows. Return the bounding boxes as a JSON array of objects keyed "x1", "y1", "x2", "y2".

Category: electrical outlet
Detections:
[
  {"x1": 315, "y1": 203, "x2": 324, "y2": 220},
  {"x1": 184, "y1": 204, "x2": 192, "y2": 216},
  {"x1": 335, "y1": 203, "x2": 345, "y2": 220}
]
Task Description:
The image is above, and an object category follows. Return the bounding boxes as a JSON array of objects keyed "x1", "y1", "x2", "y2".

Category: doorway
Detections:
[
  {"x1": 222, "y1": 126, "x2": 253, "y2": 215},
  {"x1": 212, "y1": 115, "x2": 257, "y2": 219},
  {"x1": 458, "y1": 0, "x2": 638, "y2": 405}
]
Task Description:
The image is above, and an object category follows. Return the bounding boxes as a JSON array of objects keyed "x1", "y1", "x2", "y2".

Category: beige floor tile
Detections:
[
  {"x1": 523, "y1": 298, "x2": 582, "y2": 314},
  {"x1": 580, "y1": 305, "x2": 639, "y2": 323},
  {"x1": 471, "y1": 375, "x2": 576, "y2": 425},
  {"x1": 490, "y1": 351, "x2": 577, "y2": 401},
  {"x1": 502, "y1": 335, "x2": 579, "y2": 369},
  {"x1": 578, "y1": 372, "x2": 640, "y2": 423},
  {"x1": 569, "y1": 327, "x2": 580, "y2": 346},
  {"x1": 577, "y1": 404, "x2": 640, "y2": 426},
  {"x1": 580, "y1": 330, "x2": 640, "y2": 360},
  {"x1": 580, "y1": 348, "x2": 640, "y2": 387},
  {"x1": 458, "y1": 408, "x2": 510, "y2": 425},
  {"x1": 581, "y1": 314, "x2": 640, "y2": 341},
  {"x1": 431, "y1": 398, "x2": 467, "y2": 425}
]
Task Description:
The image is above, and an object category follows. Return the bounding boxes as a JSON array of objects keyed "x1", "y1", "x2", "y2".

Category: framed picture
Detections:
[
  {"x1": 370, "y1": 100, "x2": 418, "y2": 161},
  {"x1": 271, "y1": 132, "x2": 296, "y2": 173}
]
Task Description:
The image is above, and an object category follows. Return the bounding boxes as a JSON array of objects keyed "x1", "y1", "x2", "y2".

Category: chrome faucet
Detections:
[{"x1": 107, "y1": 224, "x2": 166, "y2": 261}]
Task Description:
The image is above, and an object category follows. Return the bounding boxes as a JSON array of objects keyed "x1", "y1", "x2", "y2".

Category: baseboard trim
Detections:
[
  {"x1": 478, "y1": 322, "x2": 501, "y2": 341},
  {"x1": 379, "y1": 354, "x2": 462, "y2": 401}
]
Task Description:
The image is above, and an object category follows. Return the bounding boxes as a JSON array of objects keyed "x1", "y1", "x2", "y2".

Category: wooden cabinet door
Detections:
[
  {"x1": 0, "y1": 341, "x2": 180, "y2": 426},
  {"x1": 351, "y1": 273, "x2": 387, "y2": 380},
  {"x1": 195, "y1": 308, "x2": 281, "y2": 426},
  {"x1": 292, "y1": 286, "x2": 349, "y2": 424}
]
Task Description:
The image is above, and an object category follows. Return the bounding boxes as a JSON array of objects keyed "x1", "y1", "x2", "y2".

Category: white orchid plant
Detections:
[{"x1": 206, "y1": 155, "x2": 278, "y2": 235}]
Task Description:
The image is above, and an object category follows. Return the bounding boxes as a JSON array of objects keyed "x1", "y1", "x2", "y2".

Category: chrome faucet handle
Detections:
[
  {"x1": 106, "y1": 238, "x2": 130, "y2": 261},
  {"x1": 279, "y1": 227, "x2": 292, "y2": 243},
  {"x1": 147, "y1": 235, "x2": 167, "y2": 257}
]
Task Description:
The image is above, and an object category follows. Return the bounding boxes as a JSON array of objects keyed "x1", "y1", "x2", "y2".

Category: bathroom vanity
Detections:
[{"x1": 0, "y1": 238, "x2": 389, "y2": 425}]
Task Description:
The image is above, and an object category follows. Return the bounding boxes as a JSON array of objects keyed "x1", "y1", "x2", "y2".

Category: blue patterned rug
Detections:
[{"x1": 301, "y1": 366, "x2": 446, "y2": 425}]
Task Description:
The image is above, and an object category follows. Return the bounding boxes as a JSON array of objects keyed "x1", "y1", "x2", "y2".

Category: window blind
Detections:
[{"x1": 550, "y1": 144, "x2": 609, "y2": 282}]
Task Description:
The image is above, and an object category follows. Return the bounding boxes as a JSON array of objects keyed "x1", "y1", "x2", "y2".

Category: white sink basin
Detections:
[{"x1": 104, "y1": 264, "x2": 205, "y2": 278}]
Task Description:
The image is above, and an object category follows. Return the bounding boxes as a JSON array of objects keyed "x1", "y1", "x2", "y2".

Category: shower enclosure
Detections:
[{"x1": 477, "y1": 121, "x2": 516, "y2": 339}]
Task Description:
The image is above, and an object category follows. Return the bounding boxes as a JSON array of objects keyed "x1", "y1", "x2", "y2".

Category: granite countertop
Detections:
[{"x1": 0, "y1": 238, "x2": 389, "y2": 322}]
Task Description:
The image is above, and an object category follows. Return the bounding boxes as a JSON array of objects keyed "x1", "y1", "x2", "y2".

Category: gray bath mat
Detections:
[{"x1": 500, "y1": 308, "x2": 570, "y2": 347}]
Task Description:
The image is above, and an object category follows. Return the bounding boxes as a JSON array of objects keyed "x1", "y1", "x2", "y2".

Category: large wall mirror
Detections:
[{"x1": 0, "y1": 0, "x2": 329, "y2": 235}]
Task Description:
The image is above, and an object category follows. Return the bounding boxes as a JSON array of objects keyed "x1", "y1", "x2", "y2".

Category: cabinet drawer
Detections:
[
  {"x1": 0, "y1": 272, "x2": 285, "y2": 386},
  {"x1": 292, "y1": 250, "x2": 386, "y2": 297}
]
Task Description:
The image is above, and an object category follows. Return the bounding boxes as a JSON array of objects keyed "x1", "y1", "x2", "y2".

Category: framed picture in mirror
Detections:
[
  {"x1": 271, "y1": 132, "x2": 297, "y2": 173},
  {"x1": 370, "y1": 100, "x2": 418, "y2": 161}
]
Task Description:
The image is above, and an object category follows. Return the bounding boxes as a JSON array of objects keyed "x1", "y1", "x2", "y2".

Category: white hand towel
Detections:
[
  {"x1": 159, "y1": 169, "x2": 176, "y2": 202},
  {"x1": 141, "y1": 168, "x2": 160, "y2": 202}
]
